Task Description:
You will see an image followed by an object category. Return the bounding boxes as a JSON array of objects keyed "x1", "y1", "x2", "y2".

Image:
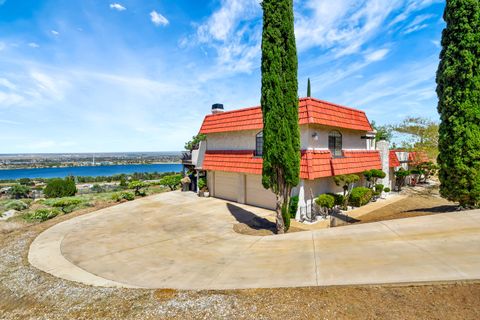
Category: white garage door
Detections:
[
  {"x1": 214, "y1": 172, "x2": 238, "y2": 202},
  {"x1": 246, "y1": 175, "x2": 276, "y2": 210}
]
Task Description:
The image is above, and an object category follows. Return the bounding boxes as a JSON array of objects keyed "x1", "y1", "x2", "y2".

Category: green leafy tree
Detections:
[
  {"x1": 261, "y1": 0, "x2": 300, "y2": 233},
  {"x1": 8, "y1": 184, "x2": 30, "y2": 199},
  {"x1": 128, "y1": 181, "x2": 147, "y2": 196},
  {"x1": 44, "y1": 178, "x2": 77, "y2": 198},
  {"x1": 159, "y1": 174, "x2": 182, "y2": 191},
  {"x1": 436, "y1": 0, "x2": 480, "y2": 208},
  {"x1": 371, "y1": 121, "x2": 393, "y2": 142},
  {"x1": 184, "y1": 134, "x2": 206, "y2": 151},
  {"x1": 393, "y1": 117, "x2": 439, "y2": 159}
]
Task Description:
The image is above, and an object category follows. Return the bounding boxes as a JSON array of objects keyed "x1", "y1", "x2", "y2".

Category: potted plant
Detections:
[{"x1": 203, "y1": 187, "x2": 210, "y2": 197}]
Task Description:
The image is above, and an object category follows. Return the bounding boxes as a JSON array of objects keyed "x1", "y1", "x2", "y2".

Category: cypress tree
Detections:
[
  {"x1": 436, "y1": 0, "x2": 480, "y2": 208},
  {"x1": 307, "y1": 78, "x2": 311, "y2": 97},
  {"x1": 261, "y1": 0, "x2": 300, "y2": 233}
]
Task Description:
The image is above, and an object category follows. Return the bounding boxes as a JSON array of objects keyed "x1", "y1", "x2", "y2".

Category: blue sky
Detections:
[{"x1": 0, "y1": 0, "x2": 445, "y2": 153}]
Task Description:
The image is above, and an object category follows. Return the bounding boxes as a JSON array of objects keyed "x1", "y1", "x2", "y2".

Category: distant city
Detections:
[{"x1": 0, "y1": 152, "x2": 182, "y2": 170}]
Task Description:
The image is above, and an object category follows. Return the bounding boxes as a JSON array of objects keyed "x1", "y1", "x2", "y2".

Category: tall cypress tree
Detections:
[
  {"x1": 436, "y1": 0, "x2": 480, "y2": 208},
  {"x1": 261, "y1": 0, "x2": 300, "y2": 233},
  {"x1": 307, "y1": 78, "x2": 311, "y2": 97}
]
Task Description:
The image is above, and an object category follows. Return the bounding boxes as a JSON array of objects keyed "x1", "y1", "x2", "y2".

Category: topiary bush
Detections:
[
  {"x1": 384, "y1": 187, "x2": 391, "y2": 193},
  {"x1": 112, "y1": 191, "x2": 135, "y2": 202},
  {"x1": 44, "y1": 178, "x2": 77, "y2": 198},
  {"x1": 5, "y1": 200, "x2": 29, "y2": 211},
  {"x1": 315, "y1": 194, "x2": 335, "y2": 210},
  {"x1": 349, "y1": 187, "x2": 373, "y2": 207},
  {"x1": 327, "y1": 193, "x2": 345, "y2": 207},
  {"x1": 26, "y1": 208, "x2": 61, "y2": 222},
  {"x1": 288, "y1": 195, "x2": 299, "y2": 218}
]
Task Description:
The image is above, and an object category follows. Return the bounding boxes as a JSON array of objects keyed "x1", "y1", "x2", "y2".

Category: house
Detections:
[{"x1": 191, "y1": 97, "x2": 397, "y2": 215}]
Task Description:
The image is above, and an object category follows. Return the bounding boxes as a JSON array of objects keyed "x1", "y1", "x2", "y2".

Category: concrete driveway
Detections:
[{"x1": 29, "y1": 191, "x2": 480, "y2": 289}]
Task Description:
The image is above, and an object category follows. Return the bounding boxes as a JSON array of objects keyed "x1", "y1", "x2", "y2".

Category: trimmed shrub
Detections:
[
  {"x1": 91, "y1": 184, "x2": 105, "y2": 193},
  {"x1": 112, "y1": 192, "x2": 135, "y2": 202},
  {"x1": 5, "y1": 200, "x2": 29, "y2": 211},
  {"x1": 327, "y1": 193, "x2": 345, "y2": 207},
  {"x1": 315, "y1": 194, "x2": 335, "y2": 209},
  {"x1": 50, "y1": 198, "x2": 83, "y2": 213},
  {"x1": 44, "y1": 178, "x2": 77, "y2": 198},
  {"x1": 349, "y1": 187, "x2": 373, "y2": 207},
  {"x1": 288, "y1": 195, "x2": 299, "y2": 218},
  {"x1": 26, "y1": 208, "x2": 61, "y2": 222},
  {"x1": 384, "y1": 187, "x2": 391, "y2": 193}
]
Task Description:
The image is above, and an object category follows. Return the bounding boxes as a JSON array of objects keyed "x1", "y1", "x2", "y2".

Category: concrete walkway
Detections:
[{"x1": 29, "y1": 191, "x2": 480, "y2": 290}]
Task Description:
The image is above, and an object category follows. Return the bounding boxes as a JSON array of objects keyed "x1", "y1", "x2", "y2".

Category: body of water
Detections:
[{"x1": 0, "y1": 163, "x2": 183, "y2": 180}]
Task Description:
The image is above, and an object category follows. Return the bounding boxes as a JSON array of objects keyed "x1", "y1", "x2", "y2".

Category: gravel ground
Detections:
[{"x1": 1, "y1": 198, "x2": 480, "y2": 319}]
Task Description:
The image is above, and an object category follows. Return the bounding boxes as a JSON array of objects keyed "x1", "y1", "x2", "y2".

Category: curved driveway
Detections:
[{"x1": 29, "y1": 191, "x2": 480, "y2": 290}]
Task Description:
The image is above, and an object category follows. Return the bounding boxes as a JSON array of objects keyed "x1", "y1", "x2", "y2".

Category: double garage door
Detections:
[{"x1": 214, "y1": 172, "x2": 276, "y2": 210}]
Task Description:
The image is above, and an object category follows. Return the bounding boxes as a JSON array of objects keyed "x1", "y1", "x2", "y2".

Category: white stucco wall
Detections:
[
  {"x1": 206, "y1": 130, "x2": 258, "y2": 150},
  {"x1": 206, "y1": 125, "x2": 369, "y2": 152},
  {"x1": 396, "y1": 151, "x2": 410, "y2": 170},
  {"x1": 301, "y1": 125, "x2": 369, "y2": 150}
]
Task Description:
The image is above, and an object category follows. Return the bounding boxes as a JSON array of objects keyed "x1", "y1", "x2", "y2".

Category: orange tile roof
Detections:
[
  {"x1": 408, "y1": 151, "x2": 429, "y2": 165},
  {"x1": 300, "y1": 150, "x2": 332, "y2": 179},
  {"x1": 199, "y1": 97, "x2": 373, "y2": 134},
  {"x1": 389, "y1": 150, "x2": 400, "y2": 167},
  {"x1": 203, "y1": 149, "x2": 381, "y2": 180},
  {"x1": 202, "y1": 150, "x2": 262, "y2": 175},
  {"x1": 331, "y1": 150, "x2": 382, "y2": 176}
]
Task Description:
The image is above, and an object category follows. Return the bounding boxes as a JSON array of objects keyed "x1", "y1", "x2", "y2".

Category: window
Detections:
[
  {"x1": 255, "y1": 131, "x2": 263, "y2": 156},
  {"x1": 328, "y1": 130, "x2": 342, "y2": 157}
]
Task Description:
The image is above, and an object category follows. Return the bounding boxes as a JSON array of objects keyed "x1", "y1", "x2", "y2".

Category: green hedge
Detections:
[
  {"x1": 349, "y1": 187, "x2": 373, "y2": 207},
  {"x1": 327, "y1": 193, "x2": 345, "y2": 207},
  {"x1": 315, "y1": 194, "x2": 335, "y2": 209},
  {"x1": 112, "y1": 192, "x2": 135, "y2": 202}
]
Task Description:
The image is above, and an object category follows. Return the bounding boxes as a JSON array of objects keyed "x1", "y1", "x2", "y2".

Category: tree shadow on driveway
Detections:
[{"x1": 226, "y1": 203, "x2": 277, "y2": 233}]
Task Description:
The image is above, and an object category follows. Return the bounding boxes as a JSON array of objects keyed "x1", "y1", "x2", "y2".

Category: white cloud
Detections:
[
  {"x1": 51, "y1": 30, "x2": 59, "y2": 36},
  {"x1": 109, "y1": 3, "x2": 126, "y2": 11},
  {"x1": 0, "y1": 78, "x2": 16, "y2": 90},
  {"x1": 28, "y1": 42, "x2": 40, "y2": 48},
  {"x1": 365, "y1": 48, "x2": 390, "y2": 62},
  {"x1": 403, "y1": 13, "x2": 435, "y2": 34},
  {"x1": 150, "y1": 11, "x2": 169, "y2": 26}
]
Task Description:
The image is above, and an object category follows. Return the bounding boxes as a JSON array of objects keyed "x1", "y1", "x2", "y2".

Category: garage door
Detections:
[
  {"x1": 214, "y1": 172, "x2": 238, "y2": 202},
  {"x1": 246, "y1": 175, "x2": 276, "y2": 210}
]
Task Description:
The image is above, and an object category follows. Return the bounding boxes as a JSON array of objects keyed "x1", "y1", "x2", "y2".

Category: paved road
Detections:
[{"x1": 29, "y1": 191, "x2": 480, "y2": 290}]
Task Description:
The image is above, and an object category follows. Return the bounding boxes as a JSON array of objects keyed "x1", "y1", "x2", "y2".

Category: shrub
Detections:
[
  {"x1": 91, "y1": 184, "x2": 105, "y2": 193},
  {"x1": 394, "y1": 168, "x2": 411, "y2": 191},
  {"x1": 112, "y1": 192, "x2": 135, "y2": 202},
  {"x1": 5, "y1": 200, "x2": 29, "y2": 211},
  {"x1": 327, "y1": 193, "x2": 345, "y2": 207},
  {"x1": 363, "y1": 169, "x2": 386, "y2": 188},
  {"x1": 44, "y1": 178, "x2": 77, "y2": 198},
  {"x1": 349, "y1": 187, "x2": 373, "y2": 207},
  {"x1": 198, "y1": 177, "x2": 207, "y2": 191},
  {"x1": 315, "y1": 194, "x2": 335, "y2": 209},
  {"x1": 18, "y1": 178, "x2": 35, "y2": 186},
  {"x1": 8, "y1": 184, "x2": 30, "y2": 199},
  {"x1": 384, "y1": 187, "x2": 391, "y2": 193},
  {"x1": 50, "y1": 198, "x2": 83, "y2": 213},
  {"x1": 375, "y1": 184, "x2": 384, "y2": 193},
  {"x1": 288, "y1": 195, "x2": 299, "y2": 218},
  {"x1": 160, "y1": 174, "x2": 182, "y2": 191},
  {"x1": 26, "y1": 208, "x2": 61, "y2": 222},
  {"x1": 128, "y1": 181, "x2": 147, "y2": 196}
]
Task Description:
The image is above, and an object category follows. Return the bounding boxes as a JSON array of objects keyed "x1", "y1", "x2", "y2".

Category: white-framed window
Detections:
[
  {"x1": 328, "y1": 130, "x2": 342, "y2": 157},
  {"x1": 255, "y1": 131, "x2": 263, "y2": 157}
]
